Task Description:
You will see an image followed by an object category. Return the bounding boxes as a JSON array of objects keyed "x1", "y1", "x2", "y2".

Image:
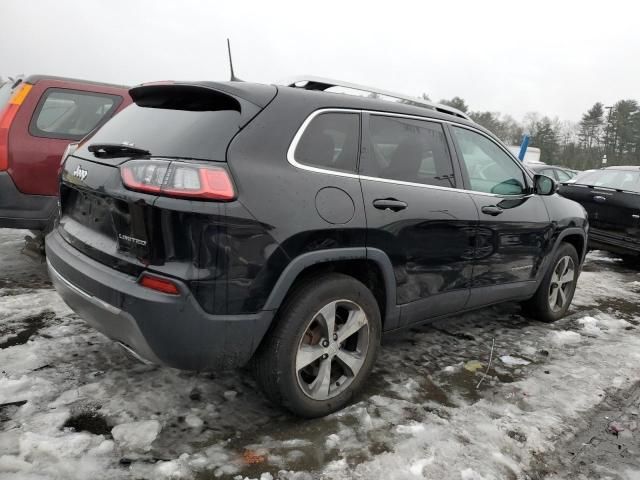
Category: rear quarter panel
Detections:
[{"x1": 214, "y1": 88, "x2": 368, "y2": 314}]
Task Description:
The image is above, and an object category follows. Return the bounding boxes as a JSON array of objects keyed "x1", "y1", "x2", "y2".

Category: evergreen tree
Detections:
[
  {"x1": 577, "y1": 102, "x2": 604, "y2": 150},
  {"x1": 615, "y1": 100, "x2": 638, "y2": 159},
  {"x1": 531, "y1": 117, "x2": 559, "y2": 163},
  {"x1": 438, "y1": 96, "x2": 469, "y2": 113},
  {"x1": 417, "y1": 92, "x2": 640, "y2": 168}
]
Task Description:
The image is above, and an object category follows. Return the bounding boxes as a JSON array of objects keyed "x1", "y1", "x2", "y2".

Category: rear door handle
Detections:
[
  {"x1": 633, "y1": 214, "x2": 640, "y2": 219},
  {"x1": 481, "y1": 205, "x2": 503, "y2": 216},
  {"x1": 373, "y1": 198, "x2": 407, "y2": 212},
  {"x1": 593, "y1": 195, "x2": 607, "y2": 203}
]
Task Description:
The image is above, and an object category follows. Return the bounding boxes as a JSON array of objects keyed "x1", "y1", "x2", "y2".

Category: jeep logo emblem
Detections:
[{"x1": 72, "y1": 165, "x2": 88, "y2": 181}]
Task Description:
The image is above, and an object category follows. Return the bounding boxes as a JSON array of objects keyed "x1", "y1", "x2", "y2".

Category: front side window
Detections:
[
  {"x1": 360, "y1": 115, "x2": 455, "y2": 187},
  {"x1": 30, "y1": 88, "x2": 121, "y2": 140},
  {"x1": 293, "y1": 112, "x2": 360, "y2": 173},
  {"x1": 452, "y1": 126, "x2": 526, "y2": 195}
]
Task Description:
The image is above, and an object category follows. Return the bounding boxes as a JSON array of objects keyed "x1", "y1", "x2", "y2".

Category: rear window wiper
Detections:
[{"x1": 88, "y1": 143, "x2": 151, "y2": 158}]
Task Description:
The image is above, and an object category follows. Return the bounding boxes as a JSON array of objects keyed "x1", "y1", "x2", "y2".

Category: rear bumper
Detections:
[
  {"x1": 0, "y1": 172, "x2": 57, "y2": 230},
  {"x1": 588, "y1": 230, "x2": 640, "y2": 257},
  {"x1": 45, "y1": 229, "x2": 274, "y2": 370}
]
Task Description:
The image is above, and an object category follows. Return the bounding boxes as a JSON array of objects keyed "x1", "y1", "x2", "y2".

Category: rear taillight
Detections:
[
  {"x1": 0, "y1": 83, "x2": 32, "y2": 171},
  {"x1": 139, "y1": 274, "x2": 180, "y2": 295},
  {"x1": 120, "y1": 160, "x2": 235, "y2": 201}
]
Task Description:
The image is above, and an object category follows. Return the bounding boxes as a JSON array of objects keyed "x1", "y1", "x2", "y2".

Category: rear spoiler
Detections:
[
  {"x1": 130, "y1": 81, "x2": 277, "y2": 110},
  {"x1": 129, "y1": 82, "x2": 277, "y2": 129},
  {"x1": 130, "y1": 84, "x2": 242, "y2": 112}
]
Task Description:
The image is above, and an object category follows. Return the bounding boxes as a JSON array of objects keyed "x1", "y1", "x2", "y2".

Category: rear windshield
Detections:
[
  {"x1": 76, "y1": 103, "x2": 242, "y2": 162},
  {"x1": 573, "y1": 169, "x2": 640, "y2": 193}
]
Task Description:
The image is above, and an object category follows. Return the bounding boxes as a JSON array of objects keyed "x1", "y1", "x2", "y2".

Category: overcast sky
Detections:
[{"x1": 1, "y1": 0, "x2": 638, "y2": 122}]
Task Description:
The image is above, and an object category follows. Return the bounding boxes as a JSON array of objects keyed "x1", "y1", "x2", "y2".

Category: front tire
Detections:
[
  {"x1": 253, "y1": 273, "x2": 381, "y2": 418},
  {"x1": 523, "y1": 243, "x2": 579, "y2": 323}
]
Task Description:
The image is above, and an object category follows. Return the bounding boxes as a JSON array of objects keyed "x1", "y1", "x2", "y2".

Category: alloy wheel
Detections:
[
  {"x1": 295, "y1": 299, "x2": 370, "y2": 401},
  {"x1": 548, "y1": 255, "x2": 575, "y2": 312}
]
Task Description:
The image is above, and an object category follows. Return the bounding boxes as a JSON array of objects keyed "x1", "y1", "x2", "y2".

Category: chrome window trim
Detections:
[
  {"x1": 286, "y1": 108, "x2": 530, "y2": 199},
  {"x1": 359, "y1": 174, "x2": 472, "y2": 194},
  {"x1": 286, "y1": 108, "x2": 361, "y2": 179}
]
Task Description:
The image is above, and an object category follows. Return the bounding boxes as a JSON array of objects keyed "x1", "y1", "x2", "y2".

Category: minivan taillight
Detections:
[
  {"x1": 120, "y1": 160, "x2": 235, "y2": 201},
  {"x1": 0, "y1": 83, "x2": 32, "y2": 171}
]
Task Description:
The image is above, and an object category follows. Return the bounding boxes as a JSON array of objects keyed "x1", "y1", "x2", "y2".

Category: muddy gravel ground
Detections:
[{"x1": 1, "y1": 228, "x2": 639, "y2": 480}]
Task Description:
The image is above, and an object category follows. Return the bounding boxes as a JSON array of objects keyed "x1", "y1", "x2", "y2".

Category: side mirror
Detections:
[{"x1": 533, "y1": 174, "x2": 558, "y2": 196}]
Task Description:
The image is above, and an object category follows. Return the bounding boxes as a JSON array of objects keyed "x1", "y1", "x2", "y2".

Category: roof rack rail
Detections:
[{"x1": 281, "y1": 75, "x2": 472, "y2": 122}]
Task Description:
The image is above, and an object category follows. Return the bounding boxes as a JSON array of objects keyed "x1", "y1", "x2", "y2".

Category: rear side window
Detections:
[
  {"x1": 361, "y1": 115, "x2": 455, "y2": 188},
  {"x1": 293, "y1": 112, "x2": 360, "y2": 173},
  {"x1": 30, "y1": 88, "x2": 121, "y2": 140}
]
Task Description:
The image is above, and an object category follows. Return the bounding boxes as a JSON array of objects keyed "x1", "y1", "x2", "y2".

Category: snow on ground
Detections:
[{"x1": 0, "y1": 228, "x2": 639, "y2": 480}]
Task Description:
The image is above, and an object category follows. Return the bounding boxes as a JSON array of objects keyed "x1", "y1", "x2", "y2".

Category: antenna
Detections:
[{"x1": 227, "y1": 39, "x2": 242, "y2": 82}]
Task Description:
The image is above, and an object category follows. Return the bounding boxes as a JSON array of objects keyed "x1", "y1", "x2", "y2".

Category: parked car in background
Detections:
[
  {"x1": 559, "y1": 166, "x2": 640, "y2": 262},
  {"x1": 526, "y1": 162, "x2": 579, "y2": 182},
  {"x1": 46, "y1": 77, "x2": 587, "y2": 417},
  {"x1": 0, "y1": 75, "x2": 131, "y2": 238}
]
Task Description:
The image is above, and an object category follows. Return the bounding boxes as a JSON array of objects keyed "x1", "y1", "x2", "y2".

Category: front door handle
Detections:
[
  {"x1": 481, "y1": 205, "x2": 503, "y2": 216},
  {"x1": 373, "y1": 198, "x2": 407, "y2": 212},
  {"x1": 593, "y1": 195, "x2": 607, "y2": 203},
  {"x1": 633, "y1": 214, "x2": 640, "y2": 219}
]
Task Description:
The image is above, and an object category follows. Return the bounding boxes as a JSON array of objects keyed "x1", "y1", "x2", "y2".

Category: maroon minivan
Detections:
[{"x1": 0, "y1": 75, "x2": 131, "y2": 232}]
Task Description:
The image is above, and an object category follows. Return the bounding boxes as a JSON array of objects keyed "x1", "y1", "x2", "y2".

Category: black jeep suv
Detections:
[{"x1": 46, "y1": 79, "x2": 588, "y2": 417}]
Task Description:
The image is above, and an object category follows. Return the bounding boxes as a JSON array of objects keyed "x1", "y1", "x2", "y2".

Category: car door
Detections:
[
  {"x1": 597, "y1": 189, "x2": 640, "y2": 249},
  {"x1": 448, "y1": 125, "x2": 553, "y2": 308},
  {"x1": 576, "y1": 169, "x2": 640, "y2": 246},
  {"x1": 360, "y1": 113, "x2": 478, "y2": 327}
]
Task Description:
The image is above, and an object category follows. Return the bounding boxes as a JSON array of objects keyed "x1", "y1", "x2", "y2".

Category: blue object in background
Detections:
[{"x1": 518, "y1": 134, "x2": 530, "y2": 161}]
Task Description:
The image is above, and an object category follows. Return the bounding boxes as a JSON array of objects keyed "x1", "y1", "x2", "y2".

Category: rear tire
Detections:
[
  {"x1": 523, "y1": 243, "x2": 579, "y2": 323},
  {"x1": 252, "y1": 273, "x2": 381, "y2": 418}
]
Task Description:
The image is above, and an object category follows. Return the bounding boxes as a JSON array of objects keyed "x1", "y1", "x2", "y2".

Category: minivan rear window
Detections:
[
  {"x1": 78, "y1": 102, "x2": 242, "y2": 162},
  {"x1": 30, "y1": 88, "x2": 121, "y2": 141}
]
